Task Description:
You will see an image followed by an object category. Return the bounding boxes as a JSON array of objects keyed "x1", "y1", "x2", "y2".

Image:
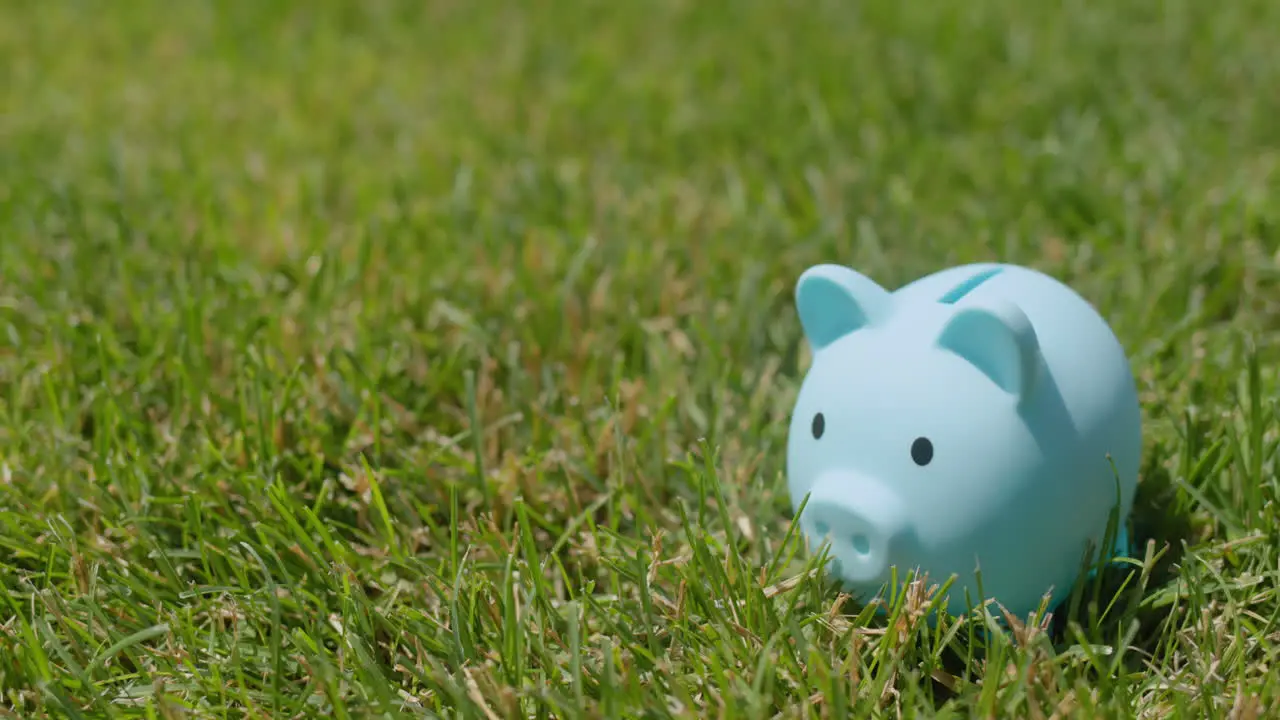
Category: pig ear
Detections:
[
  {"x1": 936, "y1": 300, "x2": 1041, "y2": 400},
  {"x1": 795, "y1": 264, "x2": 890, "y2": 350}
]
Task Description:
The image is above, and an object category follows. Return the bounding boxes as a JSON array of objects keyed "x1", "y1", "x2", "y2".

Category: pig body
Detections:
[{"x1": 786, "y1": 262, "x2": 1141, "y2": 619}]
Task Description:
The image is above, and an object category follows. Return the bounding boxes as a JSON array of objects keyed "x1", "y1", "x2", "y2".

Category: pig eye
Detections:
[
  {"x1": 811, "y1": 412, "x2": 825, "y2": 439},
  {"x1": 911, "y1": 437, "x2": 933, "y2": 466}
]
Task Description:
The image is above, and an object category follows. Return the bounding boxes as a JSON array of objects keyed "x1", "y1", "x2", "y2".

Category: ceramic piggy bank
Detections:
[{"x1": 786, "y1": 262, "x2": 1141, "y2": 619}]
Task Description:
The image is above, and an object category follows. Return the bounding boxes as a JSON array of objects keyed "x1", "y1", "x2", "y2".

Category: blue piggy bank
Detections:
[{"x1": 786, "y1": 262, "x2": 1142, "y2": 620}]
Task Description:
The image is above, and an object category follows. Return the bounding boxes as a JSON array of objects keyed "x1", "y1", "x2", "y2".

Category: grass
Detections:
[{"x1": 1, "y1": 0, "x2": 1280, "y2": 716}]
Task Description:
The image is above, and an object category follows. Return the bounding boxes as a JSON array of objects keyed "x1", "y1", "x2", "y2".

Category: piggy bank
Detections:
[{"x1": 786, "y1": 262, "x2": 1141, "y2": 620}]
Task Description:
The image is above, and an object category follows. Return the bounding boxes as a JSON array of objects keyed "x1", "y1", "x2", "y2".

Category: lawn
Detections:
[{"x1": 2, "y1": 0, "x2": 1280, "y2": 717}]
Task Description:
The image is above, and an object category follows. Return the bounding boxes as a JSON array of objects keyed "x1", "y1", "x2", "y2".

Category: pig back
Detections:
[
  {"x1": 897, "y1": 262, "x2": 1138, "y2": 463},
  {"x1": 941, "y1": 264, "x2": 1141, "y2": 534}
]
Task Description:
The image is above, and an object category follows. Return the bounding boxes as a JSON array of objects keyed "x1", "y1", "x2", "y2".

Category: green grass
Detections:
[{"x1": 2, "y1": 0, "x2": 1280, "y2": 716}]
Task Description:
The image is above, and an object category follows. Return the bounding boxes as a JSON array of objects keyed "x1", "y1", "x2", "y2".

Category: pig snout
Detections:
[{"x1": 802, "y1": 474, "x2": 908, "y2": 585}]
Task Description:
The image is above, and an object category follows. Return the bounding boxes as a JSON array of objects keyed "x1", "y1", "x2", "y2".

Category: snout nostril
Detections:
[
  {"x1": 814, "y1": 521, "x2": 831, "y2": 537},
  {"x1": 851, "y1": 533, "x2": 871, "y2": 556}
]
